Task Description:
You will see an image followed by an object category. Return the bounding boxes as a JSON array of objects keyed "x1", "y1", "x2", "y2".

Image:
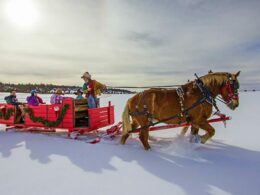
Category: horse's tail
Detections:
[{"x1": 122, "y1": 102, "x2": 132, "y2": 135}]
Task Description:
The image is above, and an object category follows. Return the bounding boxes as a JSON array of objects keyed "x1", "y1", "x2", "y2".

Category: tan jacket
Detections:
[{"x1": 93, "y1": 80, "x2": 106, "y2": 96}]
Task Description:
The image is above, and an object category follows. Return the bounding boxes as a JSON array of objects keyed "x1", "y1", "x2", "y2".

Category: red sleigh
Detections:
[{"x1": 0, "y1": 98, "x2": 115, "y2": 137}]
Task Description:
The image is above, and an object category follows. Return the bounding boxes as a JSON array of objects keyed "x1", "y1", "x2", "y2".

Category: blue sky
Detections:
[{"x1": 0, "y1": 0, "x2": 260, "y2": 88}]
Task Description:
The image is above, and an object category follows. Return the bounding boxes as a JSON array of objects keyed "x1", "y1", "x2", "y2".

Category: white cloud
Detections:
[{"x1": 0, "y1": 0, "x2": 259, "y2": 87}]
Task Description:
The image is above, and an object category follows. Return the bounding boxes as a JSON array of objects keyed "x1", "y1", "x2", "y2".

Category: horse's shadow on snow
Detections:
[{"x1": 1, "y1": 131, "x2": 260, "y2": 195}]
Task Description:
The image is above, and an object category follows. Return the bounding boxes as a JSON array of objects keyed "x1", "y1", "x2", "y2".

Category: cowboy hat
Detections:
[{"x1": 81, "y1": 72, "x2": 91, "y2": 79}]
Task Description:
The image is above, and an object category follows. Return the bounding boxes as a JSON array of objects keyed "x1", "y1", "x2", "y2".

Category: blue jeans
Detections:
[{"x1": 87, "y1": 95, "x2": 96, "y2": 108}]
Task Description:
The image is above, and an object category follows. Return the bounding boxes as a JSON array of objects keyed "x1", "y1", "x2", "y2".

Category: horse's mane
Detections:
[
  {"x1": 200, "y1": 72, "x2": 229, "y2": 87},
  {"x1": 147, "y1": 72, "x2": 230, "y2": 92}
]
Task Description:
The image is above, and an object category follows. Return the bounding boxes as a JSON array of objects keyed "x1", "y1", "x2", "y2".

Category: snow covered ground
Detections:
[{"x1": 0, "y1": 92, "x2": 260, "y2": 195}]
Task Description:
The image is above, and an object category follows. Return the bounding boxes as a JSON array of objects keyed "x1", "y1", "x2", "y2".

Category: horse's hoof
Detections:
[
  {"x1": 144, "y1": 145, "x2": 151, "y2": 150},
  {"x1": 189, "y1": 134, "x2": 201, "y2": 143},
  {"x1": 200, "y1": 135, "x2": 208, "y2": 144},
  {"x1": 120, "y1": 138, "x2": 126, "y2": 145}
]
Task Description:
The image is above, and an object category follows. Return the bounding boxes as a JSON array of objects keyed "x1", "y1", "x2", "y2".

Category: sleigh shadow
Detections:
[{"x1": 1, "y1": 131, "x2": 260, "y2": 195}]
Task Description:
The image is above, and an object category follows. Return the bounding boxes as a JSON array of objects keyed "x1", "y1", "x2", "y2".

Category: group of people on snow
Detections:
[{"x1": 3, "y1": 71, "x2": 106, "y2": 109}]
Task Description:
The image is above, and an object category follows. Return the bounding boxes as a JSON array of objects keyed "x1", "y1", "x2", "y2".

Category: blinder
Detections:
[
  {"x1": 229, "y1": 79, "x2": 239, "y2": 93},
  {"x1": 221, "y1": 74, "x2": 240, "y2": 103}
]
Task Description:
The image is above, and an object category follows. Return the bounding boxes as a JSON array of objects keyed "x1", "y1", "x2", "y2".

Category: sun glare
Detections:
[{"x1": 5, "y1": 0, "x2": 39, "y2": 27}]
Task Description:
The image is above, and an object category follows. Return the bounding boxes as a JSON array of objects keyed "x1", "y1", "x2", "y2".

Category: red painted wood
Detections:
[
  {"x1": 47, "y1": 115, "x2": 74, "y2": 120},
  {"x1": 46, "y1": 99, "x2": 74, "y2": 129},
  {"x1": 61, "y1": 98, "x2": 74, "y2": 128},
  {"x1": 88, "y1": 104, "x2": 114, "y2": 129},
  {"x1": 91, "y1": 115, "x2": 108, "y2": 121},
  {"x1": 88, "y1": 107, "x2": 108, "y2": 113},
  {"x1": 91, "y1": 119, "x2": 109, "y2": 124},
  {"x1": 2, "y1": 100, "x2": 115, "y2": 134},
  {"x1": 109, "y1": 106, "x2": 115, "y2": 125},
  {"x1": 0, "y1": 104, "x2": 15, "y2": 125},
  {"x1": 24, "y1": 105, "x2": 48, "y2": 127}
]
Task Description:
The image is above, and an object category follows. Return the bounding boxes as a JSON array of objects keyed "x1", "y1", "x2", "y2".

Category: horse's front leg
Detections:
[
  {"x1": 120, "y1": 134, "x2": 130, "y2": 145},
  {"x1": 198, "y1": 122, "x2": 215, "y2": 144},
  {"x1": 181, "y1": 123, "x2": 200, "y2": 136},
  {"x1": 191, "y1": 125, "x2": 199, "y2": 135},
  {"x1": 139, "y1": 128, "x2": 151, "y2": 150},
  {"x1": 188, "y1": 125, "x2": 201, "y2": 143}
]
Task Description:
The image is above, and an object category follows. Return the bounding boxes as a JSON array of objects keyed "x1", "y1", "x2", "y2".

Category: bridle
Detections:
[{"x1": 220, "y1": 74, "x2": 239, "y2": 104}]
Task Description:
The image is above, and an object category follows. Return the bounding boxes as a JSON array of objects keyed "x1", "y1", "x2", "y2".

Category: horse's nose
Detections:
[
  {"x1": 234, "y1": 99, "x2": 239, "y2": 106},
  {"x1": 232, "y1": 99, "x2": 239, "y2": 110}
]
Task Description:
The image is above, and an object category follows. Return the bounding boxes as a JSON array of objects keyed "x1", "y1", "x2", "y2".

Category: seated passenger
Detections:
[
  {"x1": 50, "y1": 89, "x2": 64, "y2": 104},
  {"x1": 26, "y1": 90, "x2": 40, "y2": 106},
  {"x1": 74, "y1": 89, "x2": 84, "y2": 100},
  {"x1": 4, "y1": 88, "x2": 21, "y2": 105},
  {"x1": 36, "y1": 92, "x2": 45, "y2": 104},
  {"x1": 4, "y1": 88, "x2": 25, "y2": 120}
]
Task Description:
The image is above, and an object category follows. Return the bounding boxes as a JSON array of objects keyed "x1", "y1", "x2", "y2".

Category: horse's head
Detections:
[{"x1": 220, "y1": 71, "x2": 240, "y2": 110}]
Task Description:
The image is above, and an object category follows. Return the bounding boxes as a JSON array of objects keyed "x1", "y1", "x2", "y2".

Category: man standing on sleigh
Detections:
[{"x1": 81, "y1": 72, "x2": 106, "y2": 108}]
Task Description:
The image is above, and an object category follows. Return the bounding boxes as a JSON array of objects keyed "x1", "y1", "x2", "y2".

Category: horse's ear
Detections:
[{"x1": 235, "y1": 71, "x2": 241, "y2": 77}]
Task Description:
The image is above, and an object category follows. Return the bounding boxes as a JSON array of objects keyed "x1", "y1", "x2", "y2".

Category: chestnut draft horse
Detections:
[{"x1": 120, "y1": 71, "x2": 240, "y2": 150}]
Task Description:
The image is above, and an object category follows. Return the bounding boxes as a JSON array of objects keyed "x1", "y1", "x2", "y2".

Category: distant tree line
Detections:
[
  {"x1": 0, "y1": 82, "x2": 135, "y2": 94},
  {"x1": 103, "y1": 88, "x2": 136, "y2": 94}
]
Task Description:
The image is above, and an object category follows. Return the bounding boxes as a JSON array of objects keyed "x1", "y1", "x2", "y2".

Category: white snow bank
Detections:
[{"x1": 0, "y1": 92, "x2": 260, "y2": 195}]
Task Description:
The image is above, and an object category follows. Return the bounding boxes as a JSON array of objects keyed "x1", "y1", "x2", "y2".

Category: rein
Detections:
[
  {"x1": 194, "y1": 73, "x2": 220, "y2": 113},
  {"x1": 216, "y1": 96, "x2": 228, "y2": 104},
  {"x1": 127, "y1": 98, "x2": 207, "y2": 134},
  {"x1": 127, "y1": 74, "x2": 220, "y2": 134}
]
